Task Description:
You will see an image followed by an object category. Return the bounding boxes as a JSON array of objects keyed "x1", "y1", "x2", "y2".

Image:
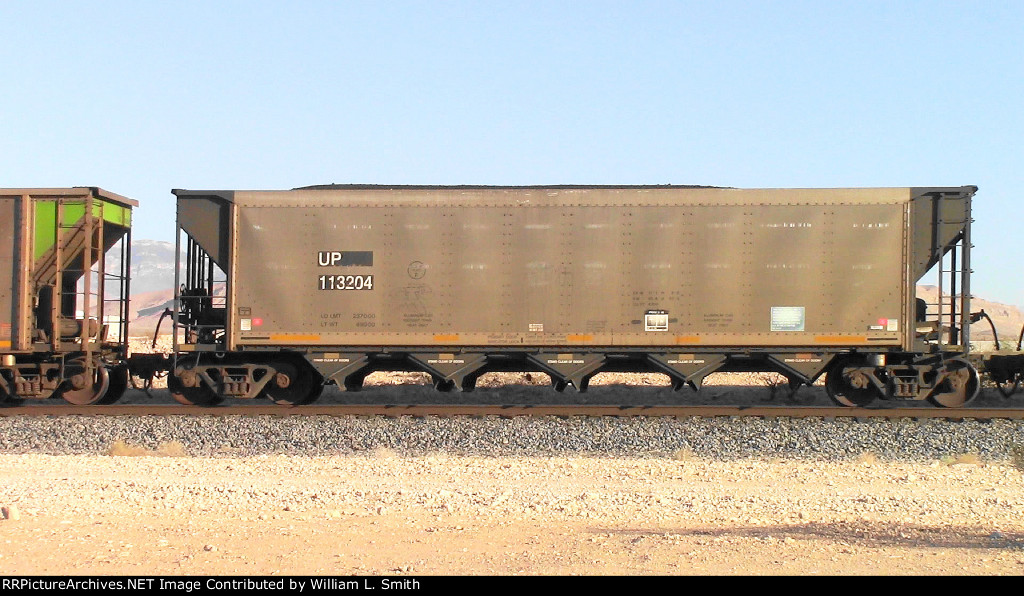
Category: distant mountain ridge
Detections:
[{"x1": 105, "y1": 239, "x2": 180, "y2": 296}]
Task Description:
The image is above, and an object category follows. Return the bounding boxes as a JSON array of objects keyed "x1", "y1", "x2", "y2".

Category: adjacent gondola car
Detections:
[{"x1": 0, "y1": 187, "x2": 136, "y2": 404}]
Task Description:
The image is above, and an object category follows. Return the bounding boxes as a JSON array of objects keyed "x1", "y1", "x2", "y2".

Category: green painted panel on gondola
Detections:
[
  {"x1": 33, "y1": 199, "x2": 132, "y2": 260},
  {"x1": 33, "y1": 201, "x2": 56, "y2": 260},
  {"x1": 100, "y1": 201, "x2": 131, "y2": 227}
]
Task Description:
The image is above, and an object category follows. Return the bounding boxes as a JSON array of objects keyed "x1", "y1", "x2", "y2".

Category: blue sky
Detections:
[{"x1": 2, "y1": 1, "x2": 1022, "y2": 304}]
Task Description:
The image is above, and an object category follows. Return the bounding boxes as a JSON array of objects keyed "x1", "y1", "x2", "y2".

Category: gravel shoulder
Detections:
[{"x1": 1, "y1": 442, "x2": 1024, "y2": 575}]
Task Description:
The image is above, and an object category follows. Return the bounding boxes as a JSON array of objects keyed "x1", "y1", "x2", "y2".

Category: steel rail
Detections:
[{"x1": 1, "y1": 404, "x2": 1022, "y2": 420}]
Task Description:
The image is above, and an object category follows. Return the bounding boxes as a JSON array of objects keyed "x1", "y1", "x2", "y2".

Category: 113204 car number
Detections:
[{"x1": 318, "y1": 275, "x2": 374, "y2": 290}]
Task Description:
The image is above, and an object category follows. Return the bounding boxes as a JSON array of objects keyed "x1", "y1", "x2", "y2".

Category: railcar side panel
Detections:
[
  {"x1": 0, "y1": 197, "x2": 17, "y2": 351},
  {"x1": 227, "y1": 188, "x2": 909, "y2": 349}
]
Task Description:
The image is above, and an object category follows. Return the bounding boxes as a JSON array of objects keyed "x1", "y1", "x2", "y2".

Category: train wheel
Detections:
[
  {"x1": 168, "y1": 370, "x2": 223, "y2": 406},
  {"x1": 0, "y1": 377, "x2": 20, "y2": 405},
  {"x1": 927, "y1": 359, "x2": 980, "y2": 408},
  {"x1": 97, "y1": 365, "x2": 130, "y2": 405},
  {"x1": 824, "y1": 358, "x2": 879, "y2": 407},
  {"x1": 58, "y1": 359, "x2": 110, "y2": 405},
  {"x1": 265, "y1": 361, "x2": 319, "y2": 405},
  {"x1": 307, "y1": 382, "x2": 324, "y2": 402}
]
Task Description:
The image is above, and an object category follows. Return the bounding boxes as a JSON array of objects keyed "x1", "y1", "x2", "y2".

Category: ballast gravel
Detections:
[
  {"x1": 0, "y1": 412, "x2": 1022, "y2": 462},
  {"x1": 2, "y1": 371, "x2": 1024, "y2": 461}
]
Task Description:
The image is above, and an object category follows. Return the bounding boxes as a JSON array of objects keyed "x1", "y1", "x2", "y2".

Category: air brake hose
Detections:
[
  {"x1": 969, "y1": 310, "x2": 1000, "y2": 351},
  {"x1": 152, "y1": 308, "x2": 173, "y2": 349}
]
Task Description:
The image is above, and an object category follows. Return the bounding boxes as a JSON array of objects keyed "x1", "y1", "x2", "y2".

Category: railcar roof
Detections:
[
  {"x1": 293, "y1": 184, "x2": 725, "y2": 190},
  {"x1": 172, "y1": 185, "x2": 976, "y2": 205},
  {"x1": 0, "y1": 187, "x2": 138, "y2": 207}
]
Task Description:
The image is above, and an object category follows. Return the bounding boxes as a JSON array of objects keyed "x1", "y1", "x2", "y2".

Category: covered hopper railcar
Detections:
[{"x1": 168, "y1": 185, "x2": 979, "y2": 407}]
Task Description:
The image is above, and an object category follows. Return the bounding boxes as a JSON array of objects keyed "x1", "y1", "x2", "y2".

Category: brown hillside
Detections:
[{"x1": 917, "y1": 285, "x2": 1024, "y2": 345}]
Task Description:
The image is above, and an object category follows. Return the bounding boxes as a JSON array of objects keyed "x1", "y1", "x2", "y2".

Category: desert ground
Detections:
[{"x1": 1, "y1": 426, "x2": 1023, "y2": 576}]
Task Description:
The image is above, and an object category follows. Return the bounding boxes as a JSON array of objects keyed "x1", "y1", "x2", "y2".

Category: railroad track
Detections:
[{"x1": 1, "y1": 403, "x2": 1022, "y2": 419}]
